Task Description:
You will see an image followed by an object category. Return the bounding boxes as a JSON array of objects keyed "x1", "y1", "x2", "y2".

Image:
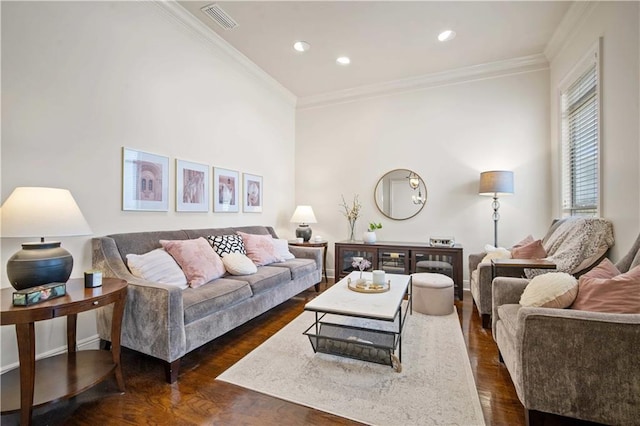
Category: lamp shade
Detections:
[
  {"x1": 2, "y1": 187, "x2": 92, "y2": 238},
  {"x1": 479, "y1": 171, "x2": 514, "y2": 196},
  {"x1": 1, "y1": 187, "x2": 92, "y2": 290},
  {"x1": 290, "y1": 205, "x2": 317, "y2": 224}
]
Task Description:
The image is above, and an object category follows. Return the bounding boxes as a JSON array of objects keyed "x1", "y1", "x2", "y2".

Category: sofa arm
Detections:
[
  {"x1": 516, "y1": 308, "x2": 640, "y2": 424},
  {"x1": 491, "y1": 277, "x2": 529, "y2": 334},
  {"x1": 468, "y1": 251, "x2": 486, "y2": 273},
  {"x1": 288, "y1": 245, "x2": 323, "y2": 271},
  {"x1": 92, "y1": 237, "x2": 187, "y2": 363}
]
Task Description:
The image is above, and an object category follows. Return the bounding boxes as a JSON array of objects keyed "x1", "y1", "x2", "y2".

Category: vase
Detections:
[
  {"x1": 363, "y1": 231, "x2": 377, "y2": 244},
  {"x1": 348, "y1": 219, "x2": 357, "y2": 241}
]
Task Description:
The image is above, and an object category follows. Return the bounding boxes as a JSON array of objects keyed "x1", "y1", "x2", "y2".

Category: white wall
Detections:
[
  {"x1": 549, "y1": 2, "x2": 640, "y2": 260},
  {"x1": 1, "y1": 2, "x2": 295, "y2": 369},
  {"x1": 296, "y1": 69, "x2": 553, "y2": 279}
]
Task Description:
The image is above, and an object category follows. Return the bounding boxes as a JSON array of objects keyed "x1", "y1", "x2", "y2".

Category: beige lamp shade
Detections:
[
  {"x1": 1, "y1": 187, "x2": 92, "y2": 238},
  {"x1": 478, "y1": 171, "x2": 514, "y2": 196},
  {"x1": 290, "y1": 205, "x2": 317, "y2": 224}
]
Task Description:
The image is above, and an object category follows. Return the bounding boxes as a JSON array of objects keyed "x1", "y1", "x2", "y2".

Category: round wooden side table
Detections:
[{"x1": 0, "y1": 277, "x2": 128, "y2": 426}]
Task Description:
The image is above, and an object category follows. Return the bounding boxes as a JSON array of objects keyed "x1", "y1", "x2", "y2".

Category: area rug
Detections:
[{"x1": 217, "y1": 308, "x2": 485, "y2": 426}]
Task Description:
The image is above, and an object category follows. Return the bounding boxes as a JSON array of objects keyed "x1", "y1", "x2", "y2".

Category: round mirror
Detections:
[{"x1": 374, "y1": 169, "x2": 427, "y2": 220}]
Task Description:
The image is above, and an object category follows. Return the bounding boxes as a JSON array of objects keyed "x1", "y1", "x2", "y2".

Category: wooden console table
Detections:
[
  {"x1": 0, "y1": 278, "x2": 128, "y2": 426},
  {"x1": 335, "y1": 241, "x2": 464, "y2": 300}
]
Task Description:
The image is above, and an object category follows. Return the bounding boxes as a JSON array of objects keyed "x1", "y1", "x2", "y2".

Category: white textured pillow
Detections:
[
  {"x1": 222, "y1": 253, "x2": 258, "y2": 275},
  {"x1": 126, "y1": 249, "x2": 188, "y2": 289},
  {"x1": 520, "y1": 272, "x2": 578, "y2": 308},
  {"x1": 481, "y1": 247, "x2": 512, "y2": 263},
  {"x1": 273, "y1": 238, "x2": 295, "y2": 261}
]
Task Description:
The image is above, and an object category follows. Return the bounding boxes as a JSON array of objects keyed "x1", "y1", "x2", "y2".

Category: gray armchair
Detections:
[
  {"x1": 491, "y1": 233, "x2": 640, "y2": 426},
  {"x1": 469, "y1": 217, "x2": 613, "y2": 328}
]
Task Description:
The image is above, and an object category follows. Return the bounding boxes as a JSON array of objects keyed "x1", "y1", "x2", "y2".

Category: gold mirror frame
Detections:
[{"x1": 374, "y1": 169, "x2": 427, "y2": 220}]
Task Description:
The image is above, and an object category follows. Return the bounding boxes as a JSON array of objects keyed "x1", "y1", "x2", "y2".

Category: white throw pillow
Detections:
[
  {"x1": 222, "y1": 253, "x2": 258, "y2": 275},
  {"x1": 520, "y1": 272, "x2": 578, "y2": 308},
  {"x1": 481, "y1": 247, "x2": 512, "y2": 263},
  {"x1": 273, "y1": 238, "x2": 295, "y2": 261},
  {"x1": 126, "y1": 249, "x2": 188, "y2": 289}
]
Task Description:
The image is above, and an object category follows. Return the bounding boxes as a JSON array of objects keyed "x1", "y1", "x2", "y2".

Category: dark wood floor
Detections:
[{"x1": 2, "y1": 283, "x2": 598, "y2": 426}]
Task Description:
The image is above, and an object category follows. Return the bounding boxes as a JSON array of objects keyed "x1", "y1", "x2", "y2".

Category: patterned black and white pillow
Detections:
[{"x1": 207, "y1": 235, "x2": 247, "y2": 257}]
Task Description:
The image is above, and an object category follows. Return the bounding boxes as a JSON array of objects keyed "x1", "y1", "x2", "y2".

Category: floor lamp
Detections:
[{"x1": 479, "y1": 171, "x2": 514, "y2": 247}]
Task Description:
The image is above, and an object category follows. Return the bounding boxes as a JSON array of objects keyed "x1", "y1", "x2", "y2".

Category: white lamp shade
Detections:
[
  {"x1": 290, "y1": 205, "x2": 317, "y2": 224},
  {"x1": 479, "y1": 171, "x2": 514, "y2": 196},
  {"x1": 1, "y1": 187, "x2": 92, "y2": 238}
]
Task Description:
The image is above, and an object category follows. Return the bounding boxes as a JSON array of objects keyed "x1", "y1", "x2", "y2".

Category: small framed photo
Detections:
[
  {"x1": 176, "y1": 159, "x2": 209, "y2": 212},
  {"x1": 122, "y1": 147, "x2": 169, "y2": 211},
  {"x1": 213, "y1": 167, "x2": 240, "y2": 213},
  {"x1": 243, "y1": 173, "x2": 263, "y2": 213}
]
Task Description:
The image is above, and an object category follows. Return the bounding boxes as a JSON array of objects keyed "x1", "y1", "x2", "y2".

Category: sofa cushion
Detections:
[
  {"x1": 160, "y1": 237, "x2": 226, "y2": 288},
  {"x1": 237, "y1": 231, "x2": 283, "y2": 266},
  {"x1": 221, "y1": 253, "x2": 258, "y2": 275},
  {"x1": 571, "y1": 265, "x2": 640, "y2": 314},
  {"x1": 511, "y1": 239, "x2": 547, "y2": 259},
  {"x1": 581, "y1": 257, "x2": 620, "y2": 279},
  {"x1": 182, "y1": 278, "x2": 253, "y2": 325},
  {"x1": 108, "y1": 230, "x2": 189, "y2": 262},
  {"x1": 519, "y1": 272, "x2": 578, "y2": 308},
  {"x1": 273, "y1": 238, "x2": 295, "y2": 260},
  {"x1": 225, "y1": 266, "x2": 291, "y2": 294},
  {"x1": 496, "y1": 304, "x2": 521, "y2": 339},
  {"x1": 207, "y1": 234, "x2": 247, "y2": 257},
  {"x1": 481, "y1": 247, "x2": 511, "y2": 263},
  {"x1": 270, "y1": 258, "x2": 317, "y2": 280},
  {"x1": 126, "y1": 248, "x2": 188, "y2": 289}
]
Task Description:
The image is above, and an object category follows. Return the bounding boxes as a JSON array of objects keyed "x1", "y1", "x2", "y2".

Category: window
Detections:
[{"x1": 561, "y1": 51, "x2": 600, "y2": 217}]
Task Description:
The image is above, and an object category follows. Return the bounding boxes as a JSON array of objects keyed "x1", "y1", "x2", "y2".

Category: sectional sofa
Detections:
[{"x1": 92, "y1": 225, "x2": 322, "y2": 383}]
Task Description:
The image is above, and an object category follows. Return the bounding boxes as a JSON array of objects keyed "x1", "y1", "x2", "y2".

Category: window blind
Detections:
[{"x1": 562, "y1": 63, "x2": 599, "y2": 216}]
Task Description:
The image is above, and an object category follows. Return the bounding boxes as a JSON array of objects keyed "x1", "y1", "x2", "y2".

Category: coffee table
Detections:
[{"x1": 303, "y1": 271, "x2": 411, "y2": 372}]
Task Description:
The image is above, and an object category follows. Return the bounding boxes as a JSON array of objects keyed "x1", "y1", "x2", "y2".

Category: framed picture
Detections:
[
  {"x1": 122, "y1": 147, "x2": 169, "y2": 211},
  {"x1": 176, "y1": 159, "x2": 209, "y2": 212},
  {"x1": 243, "y1": 173, "x2": 263, "y2": 213},
  {"x1": 213, "y1": 167, "x2": 240, "y2": 212}
]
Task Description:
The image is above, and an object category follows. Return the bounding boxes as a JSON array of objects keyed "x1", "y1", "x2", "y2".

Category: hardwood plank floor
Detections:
[{"x1": 1, "y1": 284, "x2": 599, "y2": 426}]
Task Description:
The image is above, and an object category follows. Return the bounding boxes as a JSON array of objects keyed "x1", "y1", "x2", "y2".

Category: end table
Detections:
[
  {"x1": 0, "y1": 277, "x2": 128, "y2": 426},
  {"x1": 289, "y1": 240, "x2": 328, "y2": 291}
]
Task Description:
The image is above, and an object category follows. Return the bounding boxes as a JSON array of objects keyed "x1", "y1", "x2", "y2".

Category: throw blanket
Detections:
[{"x1": 525, "y1": 217, "x2": 614, "y2": 279}]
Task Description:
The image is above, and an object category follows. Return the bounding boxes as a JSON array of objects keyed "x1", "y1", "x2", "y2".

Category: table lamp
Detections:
[
  {"x1": 479, "y1": 171, "x2": 514, "y2": 247},
  {"x1": 290, "y1": 205, "x2": 317, "y2": 242},
  {"x1": 1, "y1": 187, "x2": 92, "y2": 290}
]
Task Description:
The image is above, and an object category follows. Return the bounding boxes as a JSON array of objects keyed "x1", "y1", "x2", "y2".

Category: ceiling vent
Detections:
[{"x1": 201, "y1": 4, "x2": 238, "y2": 30}]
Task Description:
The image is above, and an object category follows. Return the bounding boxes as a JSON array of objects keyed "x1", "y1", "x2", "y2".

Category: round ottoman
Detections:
[{"x1": 411, "y1": 273, "x2": 454, "y2": 315}]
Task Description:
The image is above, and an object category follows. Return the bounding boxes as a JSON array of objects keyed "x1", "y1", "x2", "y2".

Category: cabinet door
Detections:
[
  {"x1": 377, "y1": 249, "x2": 410, "y2": 274},
  {"x1": 412, "y1": 250, "x2": 455, "y2": 280},
  {"x1": 336, "y1": 246, "x2": 377, "y2": 279}
]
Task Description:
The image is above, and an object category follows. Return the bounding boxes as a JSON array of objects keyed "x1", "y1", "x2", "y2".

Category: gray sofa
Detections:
[
  {"x1": 92, "y1": 226, "x2": 322, "y2": 383},
  {"x1": 491, "y1": 233, "x2": 640, "y2": 425}
]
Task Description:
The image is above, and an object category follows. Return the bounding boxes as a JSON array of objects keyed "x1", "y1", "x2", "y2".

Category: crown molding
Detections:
[
  {"x1": 297, "y1": 54, "x2": 549, "y2": 110},
  {"x1": 151, "y1": 1, "x2": 297, "y2": 107},
  {"x1": 544, "y1": 1, "x2": 599, "y2": 62}
]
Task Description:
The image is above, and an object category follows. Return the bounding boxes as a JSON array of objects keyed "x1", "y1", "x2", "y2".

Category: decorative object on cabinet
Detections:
[
  {"x1": 374, "y1": 169, "x2": 427, "y2": 220},
  {"x1": 1, "y1": 187, "x2": 92, "y2": 291},
  {"x1": 478, "y1": 170, "x2": 514, "y2": 247},
  {"x1": 335, "y1": 240, "x2": 463, "y2": 300},
  {"x1": 243, "y1": 173, "x2": 262, "y2": 212},
  {"x1": 176, "y1": 159, "x2": 209, "y2": 212},
  {"x1": 363, "y1": 222, "x2": 382, "y2": 244},
  {"x1": 213, "y1": 167, "x2": 240, "y2": 212},
  {"x1": 290, "y1": 205, "x2": 317, "y2": 242},
  {"x1": 122, "y1": 147, "x2": 169, "y2": 211},
  {"x1": 340, "y1": 194, "x2": 361, "y2": 241},
  {"x1": 430, "y1": 236, "x2": 455, "y2": 247}
]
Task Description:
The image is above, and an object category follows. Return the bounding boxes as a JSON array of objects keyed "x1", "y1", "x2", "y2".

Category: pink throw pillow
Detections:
[
  {"x1": 571, "y1": 265, "x2": 640, "y2": 313},
  {"x1": 511, "y1": 239, "x2": 547, "y2": 259},
  {"x1": 512, "y1": 235, "x2": 535, "y2": 249},
  {"x1": 160, "y1": 238, "x2": 225, "y2": 288},
  {"x1": 237, "y1": 231, "x2": 283, "y2": 266},
  {"x1": 581, "y1": 258, "x2": 620, "y2": 279}
]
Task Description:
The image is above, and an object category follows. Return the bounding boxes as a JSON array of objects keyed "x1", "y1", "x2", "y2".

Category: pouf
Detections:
[{"x1": 411, "y1": 273, "x2": 454, "y2": 316}]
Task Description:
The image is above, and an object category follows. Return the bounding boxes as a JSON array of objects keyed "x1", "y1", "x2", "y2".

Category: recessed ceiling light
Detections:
[
  {"x1": 336, "y1": 56, "x2": 351, "y2": 65},
  {"x1": 438, "y1": 30, "x2": 456, "y2": 42},
  {"x1": 293, "y1": 41, "x2": 310, "y2": 53}
]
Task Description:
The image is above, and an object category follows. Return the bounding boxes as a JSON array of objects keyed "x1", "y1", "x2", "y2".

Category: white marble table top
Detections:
[{"x1": 304, "y1": 271, "x2": 410, "y2": 321}]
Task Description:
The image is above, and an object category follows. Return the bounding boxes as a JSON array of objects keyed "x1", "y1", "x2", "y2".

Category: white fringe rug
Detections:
[{"x1": 217, "y1": 308, "x2": 485, "y2": 426}]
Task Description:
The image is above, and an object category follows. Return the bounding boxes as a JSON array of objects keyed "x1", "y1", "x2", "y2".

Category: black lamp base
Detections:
[
  {"x1": 295, "y1": 224, "x2": 313, "y2": 242},
  {"x1": 6, "y1": 242, "x2": 73, "y2": 290}
]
